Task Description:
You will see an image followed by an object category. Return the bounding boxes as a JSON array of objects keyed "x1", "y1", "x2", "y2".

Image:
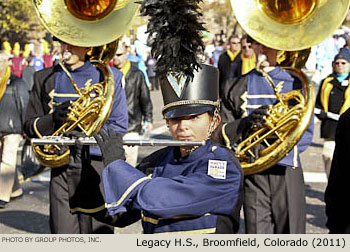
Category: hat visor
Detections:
[{"x1": 163, "y1": 104, "x2": 215, "y2": 119}]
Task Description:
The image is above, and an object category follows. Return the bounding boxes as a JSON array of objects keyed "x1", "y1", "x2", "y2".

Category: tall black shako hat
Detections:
[
  {"x1": 161, "y1": 64, "x2": 219, "y2": 119},
  {"x1": 140, "y1": 0, "x2": 219, "y2": 119}
]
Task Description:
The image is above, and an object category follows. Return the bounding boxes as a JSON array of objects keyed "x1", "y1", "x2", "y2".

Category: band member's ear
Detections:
[{"x1": 214, "y1": 114, "x2": 222, "y2": 128}]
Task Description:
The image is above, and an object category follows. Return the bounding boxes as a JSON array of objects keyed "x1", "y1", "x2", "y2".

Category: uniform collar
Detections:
[
  {"x1": 172, "y1": 139, "x2": 213, "y2": 163},
  {"x1": 63, "y1": 60, "x2": 92, "y2": 72}
]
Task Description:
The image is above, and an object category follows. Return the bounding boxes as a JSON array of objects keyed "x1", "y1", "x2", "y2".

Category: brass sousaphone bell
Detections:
[
  {"x1": 229, "y1": 0, "x2": 350, "y2": 175},
  {"x1": 31, "y1": 0, "x2": 139, "y2": 167}
]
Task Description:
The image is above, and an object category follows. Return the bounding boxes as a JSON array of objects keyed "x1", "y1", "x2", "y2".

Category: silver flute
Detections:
[{"x1": 31, "y1": 137, "x2": 206, "y2": 147}]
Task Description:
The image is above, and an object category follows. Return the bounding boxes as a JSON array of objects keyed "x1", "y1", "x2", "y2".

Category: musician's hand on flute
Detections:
[
  {"x1": 63, "y1": 130, "x2": 90, "y2": 169},
  {"x1": 93, "y1": 126, "x2": 126, "y2": 166}
]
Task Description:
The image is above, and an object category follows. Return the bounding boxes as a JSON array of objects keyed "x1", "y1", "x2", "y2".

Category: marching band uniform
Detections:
[
  {"x1": 103, "y1": 138, "x2": 242, "y2": 234},
  {"x1": 67, "y1": 64, "x2": 244, "y2": 234},
  {"x1": 24, "y1": 61, "x2": 128, "y2": 233},
  {"x1": 221, "y1": 67, "x2": 314, "y2": 233}
]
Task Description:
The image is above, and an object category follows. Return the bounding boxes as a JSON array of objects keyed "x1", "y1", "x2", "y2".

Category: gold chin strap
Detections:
[
  {"x1": 181, "y1": 106, "x2": 220, "y2": 155},
  {"x1": 206, "y1": 107, "x2": 220, "y2": 139}
]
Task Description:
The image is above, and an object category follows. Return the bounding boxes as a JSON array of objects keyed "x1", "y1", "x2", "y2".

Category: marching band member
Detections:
[
  {"x1": 221, "y1": 36, "x2": 314, "y2": 234},
  {"x1": 24, "y1": 38, "x2": 128, "y2": 234}
]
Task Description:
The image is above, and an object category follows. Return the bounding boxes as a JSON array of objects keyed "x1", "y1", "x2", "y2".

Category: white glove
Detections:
[{"x1": 141, "y1": 121, "x2": 153, "y2": 136}]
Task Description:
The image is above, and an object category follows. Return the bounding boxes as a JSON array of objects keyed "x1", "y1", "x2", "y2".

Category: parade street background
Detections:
[{"x1": 0, "y1": 88, "x2": 329, "y2": 234}]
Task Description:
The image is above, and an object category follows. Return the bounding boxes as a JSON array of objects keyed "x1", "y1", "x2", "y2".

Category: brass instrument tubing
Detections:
[{"x1": 58, "y1": 60, "x2": 82, "y2": 96}]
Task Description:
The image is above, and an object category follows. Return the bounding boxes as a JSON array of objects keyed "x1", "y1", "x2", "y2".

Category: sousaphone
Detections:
[
  {"x1": 31, "y1": 0, "x2": 139, "y2": 167},
  {"x1": 229, "y1": 0, "x2": 350, "y2": 175}
]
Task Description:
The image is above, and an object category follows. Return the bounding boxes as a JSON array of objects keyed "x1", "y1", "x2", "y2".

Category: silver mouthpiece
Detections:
[
  {"x1": 63, "y1": 51, "x2": 72, "y2": 61},
  {"x1": 257, "y1": 54, "x2": 267, "y2": 65}
]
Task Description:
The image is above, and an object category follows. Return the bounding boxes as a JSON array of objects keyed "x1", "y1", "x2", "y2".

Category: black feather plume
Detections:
[{"x1": 140, "y1": 0, "x2": 206, "y2": 80}]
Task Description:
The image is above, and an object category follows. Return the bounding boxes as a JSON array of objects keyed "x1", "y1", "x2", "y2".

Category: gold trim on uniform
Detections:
[
  {"x1": 70, "y1": 204, "x2": 106, "y2": 214},
  {"x1": 221, "y1": 123, "x2": 232, "y2": 150},
  {"x1": 240, "y1": 91, "x2": 248, "y2": 117},
  {"x1": 105, "y1": 176, "x2": 151, "y2": 209},
  {"x1": 162, "y1": 99, "x2": 220, "y2": 115},
  {"x1": 246, "y1": 94, "x2": 277, "y2": 99},
  {"x1": 33, "y1": 117, "x2": 43, "y2": 138},
  {"x1": 141, "y1": 213, "x2": 213, "y2": 225},
  {"x1": 161, "y1": 228, "x2": 216, "y2": 234},
  {"x1": 275, "y1": 81, "x2": 285, "y2": 93},
  {"x1": 52, "y1": 92, "x2": 96, "y2": 98},
  {"x1": 246, "y1": 104, "x2": 264, "y2": 109}
]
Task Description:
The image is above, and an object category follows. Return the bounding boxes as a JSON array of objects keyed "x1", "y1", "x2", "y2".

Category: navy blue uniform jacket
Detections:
[
  {"x1": 103, "y1": 140, "x2": 243, "y2": 234},
  {"x1": 24, "y1": 61, "x2": 128, "y2": 156},
  {"x1": 221, "y1": 67, "x2": 314, "y2": 168}
]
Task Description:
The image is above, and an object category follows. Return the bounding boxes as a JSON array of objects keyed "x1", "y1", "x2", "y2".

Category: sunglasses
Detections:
[
  {"x1": 242, "y1": 45, "x2": 252, "y2": 49},
  {"x1": 335, "y1": 61, "x2": 347, "y2": 65}
]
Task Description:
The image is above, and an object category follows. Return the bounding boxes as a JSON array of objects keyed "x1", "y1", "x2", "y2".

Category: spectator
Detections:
[
  {"x1": 339, "y1": 35, "x2": 350, "y2": 58},
  {"x1": 113, "y1": 43, "x2": 153, "y2": 166},
  {"x1": 0, "y1": 52, "x2": 29, "y2": 208},
  {"x1": 211, "y1": 39, "x2": 225, "y2": 68},
  {"x1": 229, "y1": 35, "x2": 256, "y2": 80},
  {"x1": 128, "y1": 45, "x2": 150, "y2": 88},
  {"x1": 33, "y1": 55, "x2": 44, "y2": 71},
  {"x1": 218, "y1": 35, "x2": 241, "y2": 99},
  {"x1": 21, "y1": 56, "x2": 36, "y2": 92},
  {"x1": 10, "y1": 42, "x2": 25, "y2": 78},
  {"x1": 315, "y1": 52, "x2": 350, "y2": 178}
]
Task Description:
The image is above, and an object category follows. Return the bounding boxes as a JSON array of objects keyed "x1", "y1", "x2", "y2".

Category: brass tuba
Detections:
[
  {"x1": 230, "y1": 0, "x2": 350, "y2": 175},
  {"x1": 31, "y1": 0, "x2": 139, "y2": 167}
]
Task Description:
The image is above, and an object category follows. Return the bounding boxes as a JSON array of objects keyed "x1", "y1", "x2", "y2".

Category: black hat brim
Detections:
[{"x1": 163, "y1": 104, "x2": 215, "y2": 119}]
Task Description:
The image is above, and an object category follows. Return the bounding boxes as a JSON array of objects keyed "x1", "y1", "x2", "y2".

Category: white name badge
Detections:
[
  {"x1": 208, "y1": 160, "x2": 227, "y2": 180},
  {"x1": 341, "y1": 80, "x2": 349, "y2": 86}
]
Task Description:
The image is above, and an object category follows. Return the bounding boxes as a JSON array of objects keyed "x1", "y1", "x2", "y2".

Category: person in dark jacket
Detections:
[
  {"x1": 0, "y1": 52, "x2": 29, "y2": 208},
  {"x1": 113, "y1": 43, "x2": 153, "y2": 166},
  {"x1": 24, "y1": 39, "x2": 128, "y2": 234},
  {"x1": 325, "y1": 107, "x2": 350, "y2": 233},
  {"x1": 315, "y1": 52, "x2": 350, "y2": 178},
  {"x1": 21, "y1": 56, "x2": 36, "y2": 92},
  {"x1": 229, "y1": 35, "x2": 256, "y2": 80},
  {"x1": 217, "y1": 35, "x2": 241, "y2": 100}
]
